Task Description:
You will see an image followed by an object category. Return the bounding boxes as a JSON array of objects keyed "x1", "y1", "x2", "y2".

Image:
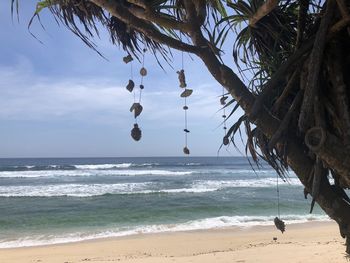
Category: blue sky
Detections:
[{"x1": 0, "y1": 0, "x2": 245, "y2": 157}]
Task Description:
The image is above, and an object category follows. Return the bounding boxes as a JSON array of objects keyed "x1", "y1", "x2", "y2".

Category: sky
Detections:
[{"x1": 0, "y1": 0, "x2": 246, "y2": 158}]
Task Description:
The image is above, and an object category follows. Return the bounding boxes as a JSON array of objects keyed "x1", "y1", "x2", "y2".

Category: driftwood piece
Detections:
[{"x1": 298, "y1": 0, "x2": 335, "y2": 132}]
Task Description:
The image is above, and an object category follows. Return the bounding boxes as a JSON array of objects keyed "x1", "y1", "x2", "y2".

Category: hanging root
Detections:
[{"x1": 298, "y1": 0, "x2": 335, "y2": 132}]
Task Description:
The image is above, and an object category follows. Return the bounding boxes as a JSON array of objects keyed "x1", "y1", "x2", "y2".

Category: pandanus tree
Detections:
[{"x1": 12, "y1": 0, "x2": 350, "y2": 254}]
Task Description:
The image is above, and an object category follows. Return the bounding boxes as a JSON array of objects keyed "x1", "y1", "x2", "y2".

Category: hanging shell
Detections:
[
  {"x1": 274, "y1": 217, "x2": 286, "y2": 233},
  {"x1": 220, "y1": 96, "x2": 228, "y2": 105},
  {"x1": 184, "y1": 129, "x2": 190, "y2": 133},
  {"x1": 123, "y1": 54, "x2": 133, "y2": 64},
  {"x1": 177, "y1": 70, "x2": 187, "y2": 88},
  {"x1": 140, "y1": 67, "x2": 147, "y2": 76},
  {"x1": 223, "y1": 136, "x2": 229, "y2": 146},
  {"x1": 180, "y1": 89, "x2": 193, "y2": 98},
  {"x1": 126, "y1": 79, "x2": 135, "y2": 92},
  {"x1": 130, "y1": 103, "x2": 143, "y2": 118},
  {"x1": 183, "y1": 105, "x2": 188, "y2": 110},
  {"x1": 140, "y1": 84, "x2": 144, "y2": 90},
  {"x1": 183, "y1": 147, "x2": 190, "y2": 155},
  {"x1": 131, "y1": 124, "x2": 142, "y2": 141}
]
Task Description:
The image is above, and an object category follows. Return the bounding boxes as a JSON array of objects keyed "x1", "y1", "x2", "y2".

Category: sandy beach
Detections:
[{"x1": 0, "y1": 221, "x2": 348, "y2": 263}]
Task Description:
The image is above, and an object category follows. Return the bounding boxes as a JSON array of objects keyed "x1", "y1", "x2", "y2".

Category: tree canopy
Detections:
[{"x1": 12, "y1": 0, "x2": 350, "y2": 254}]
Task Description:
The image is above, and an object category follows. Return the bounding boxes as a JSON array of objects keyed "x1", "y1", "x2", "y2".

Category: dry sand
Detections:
[{"x1": 0, "y1": 221, "x2": 348, "y2": 263}]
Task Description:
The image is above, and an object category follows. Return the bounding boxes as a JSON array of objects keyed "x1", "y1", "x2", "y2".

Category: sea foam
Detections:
[{"x1": 0, "y1": 214, "x2": 329, "y2": 248}]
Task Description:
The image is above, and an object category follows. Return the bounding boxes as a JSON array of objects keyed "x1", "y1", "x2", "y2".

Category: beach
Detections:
[{"x1": 0, "y1": 221, "x2": 347, "y2": 263}]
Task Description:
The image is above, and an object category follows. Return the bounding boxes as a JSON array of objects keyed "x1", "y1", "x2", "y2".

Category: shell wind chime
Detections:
[
  {"x1": 220, "y1": 87, "x2": 229, "y2": 146},
  {"x1": 177, "y1": 55, "x2": 192, "y2": 155},
  {"x1": 274, "y1": 175, "x2": 286, "y2": 233},
  {"x1": 123, "y1": 48, "x2": 147, "y2": 141}
]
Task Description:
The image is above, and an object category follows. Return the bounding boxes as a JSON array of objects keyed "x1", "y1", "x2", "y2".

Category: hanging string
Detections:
[
  {"x1": 222, "y1": 86, "x2": 227, "y2": 137},
  {"x1": 139, "y1": 47, "x2": 146, "y2": 104},
  {"x1": 274, "y1": 173, "x2": 285, "y2": 233},
  {"x1": 276, "y1": 173, "x2": 280, "y2": 218},
  {"x1": 124, "y1": 49, "x2": 145, "y2": 142},
  {"x1": 178, "y1": 33, "x2": 191, "y2": 155}
]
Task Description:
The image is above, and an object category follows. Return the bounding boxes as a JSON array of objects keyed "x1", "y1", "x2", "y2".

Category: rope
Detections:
[{"x1": 276, "y1": 173, "x2": 281, "y2": 218}]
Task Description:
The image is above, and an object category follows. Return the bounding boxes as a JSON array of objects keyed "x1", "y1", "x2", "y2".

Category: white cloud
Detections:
[{"x1": 0, "y1": 62, "x2": 244, "y2": 128}]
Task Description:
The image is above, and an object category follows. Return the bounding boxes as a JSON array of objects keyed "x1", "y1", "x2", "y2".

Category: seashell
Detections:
[
  {"x1": 223, "y1": 136, "x2": 229, "y2": 146},
  {"x1": 223, "y1": 127, "x2": 227, "y2": 130},
  {"x1": 140, "y1": 84, "x2": 144, "y2": 90},
  {"x1": 220, "y1": 96, "x2": 228, "y2": 105},
  {"x1": 131, "y1": 124, "x2": 142, "y2": 141},
  {"x1": 126, "y1": 79, "x2": 135, "y2": 92},
  {"x1": 184, "y1": 129, "x2": 190, "y2": 133},
  {"x1": 180, "y1": 89, "x2": 193, "y2": 98},
  {"x1": 274, "y1": 217, "x2": 286, "y2": 233},
  {"x1": 183, "y1": 106, "x2": 188, "y2": 110},
  {"x1": 183, "y1": 147, "x2": 190, "y2": 155},
  {"x1": 130, "y1": 103, "x2": 143, "y2": 118},
  {"x1": 222, "y1": 115, "x2": 226, "y2": 118},
  {"x1": 140, "y1": 67, "x2": 147, "y2": 76},
  {"x1": 123, "y1": 54, "x2": 133, "y2": 64},
  {"x1": 177, "y1": 69, "x2": 187, "y2": 88}
]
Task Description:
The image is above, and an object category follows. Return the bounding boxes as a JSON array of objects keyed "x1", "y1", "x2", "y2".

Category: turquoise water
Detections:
[{"x1": 0, "y1": 157, "x2": 326, "y2": 247}]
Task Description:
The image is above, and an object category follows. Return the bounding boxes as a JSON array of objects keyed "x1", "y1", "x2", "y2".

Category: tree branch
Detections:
[
  {"x1": 128, "y1": 5, "x2": 191, "y2": 32},
  {"x1": 249, "y1": 0, "x2": 279, "y2": 27},
  {"x1": 88, "y1": 0, "x2": 200, "y2": 54}
]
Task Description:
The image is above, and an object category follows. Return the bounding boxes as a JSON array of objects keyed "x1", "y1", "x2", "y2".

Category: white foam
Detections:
[
  {"x1": 0, "y1": 183, "x2": 220, "y2": 197},
  {"x1": 0, "y1": 169, "x2": 194, "y2": 178},
  {"x1": 0, "y1": 214, "x2": 330, "y2": 248},
  {"x1": 193, "y1": 178, "x2": 302, "y2": 189},
  {"x1": 74, "y1": 163, "x2": 132, "y2": 169},
  {"x1": 0, "y1": 177, "x2": 303, "y2": 197}
]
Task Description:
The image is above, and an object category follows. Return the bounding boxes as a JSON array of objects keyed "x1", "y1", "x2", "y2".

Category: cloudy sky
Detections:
[{"x1": 0, "y1": 1, "x2": 245, "y2": 157}]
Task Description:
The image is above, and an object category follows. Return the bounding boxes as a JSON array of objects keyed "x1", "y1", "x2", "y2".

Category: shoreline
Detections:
[
  {"x1": 0, "y1": 216, "x2": 330, "y2": 249},
  {"x1": 0, "y1": 221, "x2": 347, "y2": 263}
]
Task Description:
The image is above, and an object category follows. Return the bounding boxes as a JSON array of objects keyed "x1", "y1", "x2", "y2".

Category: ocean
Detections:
[{"x1": 0, "y1": 157, "x2": 327, "y2": 248}]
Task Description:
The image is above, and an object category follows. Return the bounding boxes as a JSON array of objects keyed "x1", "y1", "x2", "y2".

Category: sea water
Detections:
[{"x1": 0, "y1": 157, "x2": 327, "y2": 248}]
